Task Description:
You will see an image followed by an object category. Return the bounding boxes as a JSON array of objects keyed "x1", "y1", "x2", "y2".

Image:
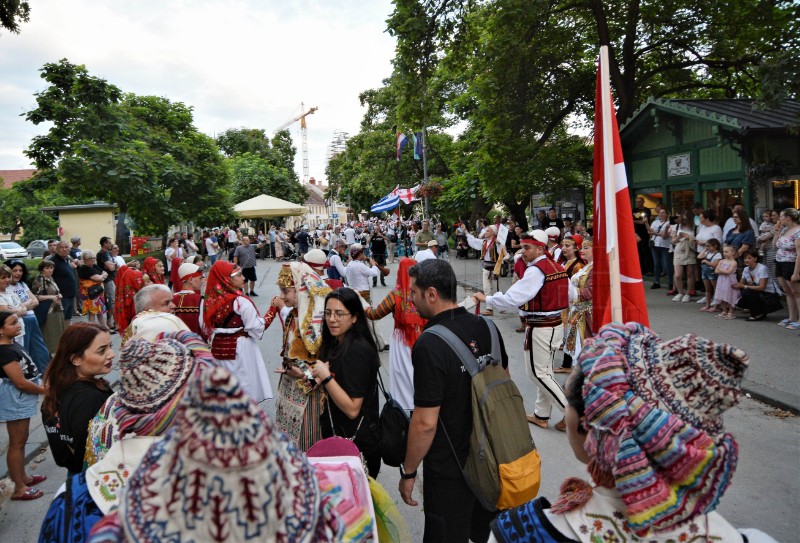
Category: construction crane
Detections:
[{"x1": 273, "y1": 102, "x2": 318, "y2": 184}]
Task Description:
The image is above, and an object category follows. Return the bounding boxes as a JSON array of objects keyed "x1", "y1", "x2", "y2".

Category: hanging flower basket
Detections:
[{"x1": 418, "y1": 181, "x2": 443, "y2": 200}]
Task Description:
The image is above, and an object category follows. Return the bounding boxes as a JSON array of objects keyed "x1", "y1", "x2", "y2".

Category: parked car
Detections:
[
  {"x1": 0, "y1": 241, "x2": 29, "y2": 259},
  {"x1": 25, "y1": 239, "x2": 48, "y2": 258}
]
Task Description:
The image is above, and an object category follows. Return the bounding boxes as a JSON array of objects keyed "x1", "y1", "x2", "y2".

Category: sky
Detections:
[{"x1": 0, "y1": 0, "x2": 397, "y2": 184}]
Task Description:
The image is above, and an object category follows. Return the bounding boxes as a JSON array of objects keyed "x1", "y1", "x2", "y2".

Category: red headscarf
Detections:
[
  {"x1": 143, "y1": 257, "x2": 165, "y2": 284},
  {"x1": 170, "y1": 257, "x2": 184, "y2": 292},
  {"x1": 202, "y1": 260, "x2": 243, "y2": 335},
  {"x1": 114, "y1": 265, "x2": 146, "y2": 333},
  {"x1": 392, "y1": 258, "x2": 427, "y2": 348}
]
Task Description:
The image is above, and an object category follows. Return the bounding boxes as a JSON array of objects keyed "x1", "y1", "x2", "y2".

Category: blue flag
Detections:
[{"x1": 413, "y1": 132, "x2": 423, "y2": 160}]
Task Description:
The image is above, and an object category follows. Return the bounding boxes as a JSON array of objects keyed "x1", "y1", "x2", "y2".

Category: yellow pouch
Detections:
[{"x1": 496, "y1": 448, "x2": 541, "y2": 510}]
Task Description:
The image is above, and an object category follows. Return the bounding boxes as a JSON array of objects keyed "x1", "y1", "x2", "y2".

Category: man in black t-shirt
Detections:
[
  {"x1": 539, "y1": 207, "x2": 564, "y2": 237},
  {"x1": 400, "y1": 259, "x2": 508, "y2": 543},
  {"x1": 368, "y1": 228, "x2": 389, "y2": 287}
]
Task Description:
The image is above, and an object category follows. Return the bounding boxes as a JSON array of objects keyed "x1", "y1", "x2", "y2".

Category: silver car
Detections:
[
  {"x1": 0, "y1": 241, "x2": 29, "y2": 259},
  {"x1": 26, "y1": 239, "x2": 49, "y2": 258}
]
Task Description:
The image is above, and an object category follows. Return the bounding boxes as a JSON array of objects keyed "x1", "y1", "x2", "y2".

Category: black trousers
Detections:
[
  {"x1": 422, "y1": 474, "x2": 497, "y2": 543},
  {"x1": 372, "y1": 253, "x2": 387, "y2": 286}
]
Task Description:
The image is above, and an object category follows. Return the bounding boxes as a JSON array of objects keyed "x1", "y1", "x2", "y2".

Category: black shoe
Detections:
[
  {"x1": 250, "y1": 292, "x2": 259, "y2": 297},
  {"x1": 372, "y1": 281, "x2": 377, "y2": 287},
  {"x1": 650, "y1": 283, "x2": 661, "y2": 289},
  {"x1": 381, "y1": 282, "x2": 386, "y2": 287}
]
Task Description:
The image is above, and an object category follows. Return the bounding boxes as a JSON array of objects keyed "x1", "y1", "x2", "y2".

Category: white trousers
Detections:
[
  {"x1": 525, "y1": 325, "x2": 567, "y2": 419},
  {"x1": 482, "y1": 268, "x2": 495, "y2": 309}
]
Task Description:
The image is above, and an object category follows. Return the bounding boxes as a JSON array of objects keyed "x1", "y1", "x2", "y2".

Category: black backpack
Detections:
[{"x1": 376, "y1": 370, "x2": 410, "y2": 467}]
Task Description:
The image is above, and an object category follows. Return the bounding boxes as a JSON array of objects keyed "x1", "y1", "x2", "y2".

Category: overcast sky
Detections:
[{"x1": 0, "y1": 0, "x2": 396, "y2": 184}]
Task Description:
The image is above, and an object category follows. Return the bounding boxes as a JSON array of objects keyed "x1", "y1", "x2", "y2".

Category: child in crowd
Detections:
[
  {"x1": 713, "y1": 245, "x2": 741, "y2": 319},
  {"x1": 698, "y1": 239, "x2": 722, "y2": 312}
]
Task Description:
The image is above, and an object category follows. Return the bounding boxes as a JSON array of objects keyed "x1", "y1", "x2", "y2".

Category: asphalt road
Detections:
[{"x1": 1, "y1": 256, "x2": 797, "y2": 542}]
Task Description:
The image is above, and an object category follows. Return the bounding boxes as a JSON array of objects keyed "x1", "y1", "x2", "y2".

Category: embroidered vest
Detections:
[
  {"x1": 172, "y1": 291, "x2": 203, "y2": 336},
  {"x1": 520, "y1": 259, "x2": 569, "y2": 313},
  {"x1": 210, "y1": 312, "x2": 247, "y2": 360}
]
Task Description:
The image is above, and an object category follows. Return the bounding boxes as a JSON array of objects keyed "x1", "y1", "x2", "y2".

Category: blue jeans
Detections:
[
  {"x1": 22, "y1": 314, "x2": 51, "y2": 375},
  {"x1": 651, "y1": 246, "x2": 673, "y2": 288}
]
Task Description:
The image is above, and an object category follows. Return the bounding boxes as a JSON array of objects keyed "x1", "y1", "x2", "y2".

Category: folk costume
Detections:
[
  {"x1": 304, "y1": 248, "x2": 345, "y2": 289},
  {"x1": 466, "y1": 225, "x2": 504, "y2": 314},
  {"x1": 273, "y1": 262, "x2": 331, "y2": 451},
  {"x1": 43, "y1": 333, "x2": 213, "y2": 542},
  {"x1": 364, "y1": 257, "x2": 427, "y2": 410},
  {"x1": 88, "y1": 367, "x2": 372, "y2": 543},
  {"x1": 485, "y1": 230, "x2": 569, "y2": 424},
  {"x1": 142, "y1": 257, "x2": 165, "y2": 285},
  {"x1": 202, "y1": 260, "x2": 273, "y2": 403},
  {"x1": 564, "y1": 261, "x2": 593, "y2": 359},
  {"x1": 172, "y1": 263, "x2": 204, "y2": 337},
  {"x1": 112, "y1": 266, "x2": 144, "y2": 336},
  {"x1": 490, "y1": 322, "x2": 770, "y2": 543}
]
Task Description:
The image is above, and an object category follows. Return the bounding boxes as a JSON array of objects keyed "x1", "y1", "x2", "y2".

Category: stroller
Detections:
[{"x1": 278, "y1": 241, "x2": 298, "y2": 261}]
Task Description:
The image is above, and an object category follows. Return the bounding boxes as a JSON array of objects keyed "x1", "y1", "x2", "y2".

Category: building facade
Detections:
[{"x1": 620, "y1": 99, "x2": 799, "y2": 221}]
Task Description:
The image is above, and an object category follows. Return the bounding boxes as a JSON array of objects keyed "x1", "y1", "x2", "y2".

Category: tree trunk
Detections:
[
  {"x1": 115, "y1": 202, "x2": 131, "y2": 255},
  {"x1": 469, "y1": 196, "x2": 492, "y2": 224}
]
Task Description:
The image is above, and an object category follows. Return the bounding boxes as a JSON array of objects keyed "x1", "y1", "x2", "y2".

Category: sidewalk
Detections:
[{"x1": 447, "y1": 255, "x2": 800, "y2": 414}]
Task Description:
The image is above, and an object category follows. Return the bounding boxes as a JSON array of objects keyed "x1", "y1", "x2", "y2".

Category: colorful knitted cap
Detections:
[
  {"x1": 578, "y1": 322, "x2": 748, "y2": 535},
  {"x1": 119, "y1": 367, "x2": 323, "y2": 542},
  {"x1": 118, "y1": 336, "x2": 199, "y2": 413}
]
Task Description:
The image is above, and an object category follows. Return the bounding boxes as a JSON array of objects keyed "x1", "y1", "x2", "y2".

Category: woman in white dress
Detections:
[{"x1": 202, "y1": 260, "x2": 273, "y2": 403}]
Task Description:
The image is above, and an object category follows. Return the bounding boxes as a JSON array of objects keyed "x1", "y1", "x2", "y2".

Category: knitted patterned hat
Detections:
[
  {"x1": 578, "y1": 322, "x2": 748, "y2": 535},
  {"x1": 118, "y1": 367, "x2": 323, "y2": 542},
  {"x1": 118, "y1": 337, "x2": 198, "y2": 413}
]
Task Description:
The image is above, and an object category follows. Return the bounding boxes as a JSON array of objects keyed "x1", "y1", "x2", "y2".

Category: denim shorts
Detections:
[
  {"x1": 0, "y1": 378, "x2": 41, "y2": 421},
  {"x1": 701, "y1": 263, "x2": 717, "y2": 281}
]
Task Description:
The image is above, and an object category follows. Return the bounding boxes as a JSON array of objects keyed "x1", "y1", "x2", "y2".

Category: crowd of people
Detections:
[
  {"x1": 0, "y1": 200, "x2": 792, "y2": 541},
  {"x1": 638, "y1": 201, "x2": 800, "y2": 328}
]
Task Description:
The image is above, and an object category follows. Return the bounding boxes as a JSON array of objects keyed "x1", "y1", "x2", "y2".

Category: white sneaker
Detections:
[
  {"x1": 682, "y1": 294, "x2": 691, "y2": 303},
  {"x1": 696, "y1": 298, "x2": 706, "y2": 304},
  {"x1": 672, "y1": 294, "x2": 683, "y2": 302}
]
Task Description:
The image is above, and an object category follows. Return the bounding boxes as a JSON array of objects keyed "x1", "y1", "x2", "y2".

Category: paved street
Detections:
[{"x1": 1, "y1": 255, "x2": 798, "y2": 541}]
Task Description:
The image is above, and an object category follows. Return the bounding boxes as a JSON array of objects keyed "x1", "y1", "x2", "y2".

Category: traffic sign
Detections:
[{"x1": 332, "y1": 213, "x2": 339, "y2": 219}]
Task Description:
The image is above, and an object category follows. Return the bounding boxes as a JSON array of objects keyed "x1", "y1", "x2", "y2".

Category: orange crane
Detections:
[{"x1": 273, "y1": 102, "x2": 318, "y2": 184}]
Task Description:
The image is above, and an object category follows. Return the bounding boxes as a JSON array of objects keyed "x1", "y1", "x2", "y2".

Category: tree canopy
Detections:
[
  {"x1": 24, "y1": 59, "x2": 231, "y2": 249},
  {"x1": 0, "y1": 0, "x2": 29, "y2": 34},
  {"x1": 331, "y1": 0, "x2": 797, "y2": 223},
  {"x1": 216, "y1": 128, "x2": 307, "y2": 206}
]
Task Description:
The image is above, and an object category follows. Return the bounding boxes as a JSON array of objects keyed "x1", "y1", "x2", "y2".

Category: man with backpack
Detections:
[{"x1": 400, "y1": 259, "x2": 510, "y2": 543}]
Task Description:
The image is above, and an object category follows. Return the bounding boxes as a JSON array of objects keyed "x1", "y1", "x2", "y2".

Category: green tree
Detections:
[
  {"x1": 1, "y1": 0, "x2": 30, "y2": 34},
  {"x1": 24, "y1": 59, "x2": 231, "y2": 250},
  {"x1": 227, "y1": 152, "x2": 306, "y2": 205}
]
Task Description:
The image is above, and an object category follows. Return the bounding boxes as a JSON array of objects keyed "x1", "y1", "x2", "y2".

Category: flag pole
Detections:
[
  {"x1": 422, "y1": 128, "x2": 430, "y2": 219},
  {"x1": 599, "y1": 46, "x2": 623, "y2": 322}
]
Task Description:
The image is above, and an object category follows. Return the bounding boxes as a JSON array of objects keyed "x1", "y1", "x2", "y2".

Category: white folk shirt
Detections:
[
  {"x1": 486, "y1": 255, "x2": 560, "y2": 317},
  {"x1": 345, "y1": 259, "x2": 379, "y2": 291},
  {"x1": 414, "y1": 248, "x2": 437, "y2": 262},
  {"x1": 465, "y1": 233, "x2": 501, "y2": 264}
]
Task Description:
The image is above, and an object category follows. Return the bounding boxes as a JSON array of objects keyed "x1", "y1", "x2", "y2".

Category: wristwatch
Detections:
[{"x1": 399, "y1": 463, "x2": 417, "y2": 480}]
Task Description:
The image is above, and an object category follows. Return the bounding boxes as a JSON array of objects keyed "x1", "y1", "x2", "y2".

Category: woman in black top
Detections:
[
  {"x1": 0, "y1": 311, "x2": 46, "y2": 500},
  {"x1": 312, "y1": 287, "x2": 381, "y2": 477},
  {"x1": 42, "y1": 323, "x2": 114, "y2": 475}
]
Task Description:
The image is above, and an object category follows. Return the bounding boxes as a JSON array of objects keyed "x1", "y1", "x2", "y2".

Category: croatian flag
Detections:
[
  {"x1": 397, "y1": 132, "x2": 409, "y2": 160},
  {"x1": 592, "y1": 46, "x2": 649, "y2": 331},
  {"x1": 394, "y1": 184, "x2": 420, "y2": 204}
]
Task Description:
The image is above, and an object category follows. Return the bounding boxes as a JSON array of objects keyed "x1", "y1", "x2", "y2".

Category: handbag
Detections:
[
  {"x1": 87, "y1": 283, "x2": 104, "y2": 300},
  {"x1": 33, "y1": 300, "x2": 53, "y2": 329},
  {"x1": 375, "y1": 371, "x2": 409, "y2": 467}
]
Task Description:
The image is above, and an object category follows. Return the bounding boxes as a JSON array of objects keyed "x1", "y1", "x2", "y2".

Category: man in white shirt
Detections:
[
  {"x1": 344, "y1": 244, "x2": 387, "y2": 303},
  {"x1": 465, "y1": 224, "x2": 502, "y2": 316},
  {"x1": 342, "y1": 224, "x2": 357, "y2": 247},
  {"x1": 414, "y1": 240, "x2": 438, "y2": 262}
]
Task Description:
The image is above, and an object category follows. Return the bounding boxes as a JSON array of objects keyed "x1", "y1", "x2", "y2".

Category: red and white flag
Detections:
[
  {"x1": 592, "y1": 46, "x2": 650, "y2": 331},
  {"x1": 393, "y1": 184, "x2": 420, "y2": 204}
]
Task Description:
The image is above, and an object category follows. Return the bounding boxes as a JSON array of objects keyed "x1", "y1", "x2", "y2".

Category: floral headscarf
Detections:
[
  {"x1": 202, "y1": 260, "x2": 242, "y2": 335},
  {"x1": 142, "y1": 257, "x2": 164, "y2": 284}
]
